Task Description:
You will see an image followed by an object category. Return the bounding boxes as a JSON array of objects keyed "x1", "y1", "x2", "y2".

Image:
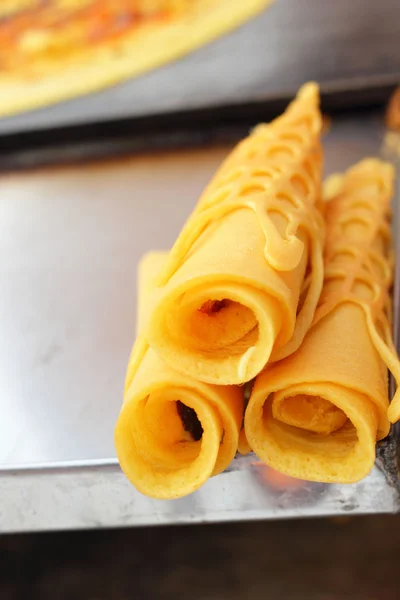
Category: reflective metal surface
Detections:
[
  {"x1": 0, "y1": 110, "x2": 399, "y2": 532},
  {"x1": 0, "y1": 149, "x2": 223, "y2": 467},
  {"x1": 1, "y1": 457, "x2": 399, "y2": 533}
]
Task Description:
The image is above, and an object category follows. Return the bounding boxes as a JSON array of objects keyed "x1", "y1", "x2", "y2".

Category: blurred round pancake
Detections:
[{"x1": 0, "y1": 0, "x2": 272, "y2": 117}]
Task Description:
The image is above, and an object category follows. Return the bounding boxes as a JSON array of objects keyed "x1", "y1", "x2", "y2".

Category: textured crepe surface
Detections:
[
  {"x1": 245, "y1": 158, "x2": 398, "y2": 483},
  {"x1": 115, "y1": 252, "x2": 243, "y2": 499},
  {"x1": 147, "y1": 83, "x2": 324, "y2": 386}
]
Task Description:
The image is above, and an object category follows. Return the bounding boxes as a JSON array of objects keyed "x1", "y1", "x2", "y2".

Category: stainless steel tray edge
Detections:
[{"x1": 1, "y1": 458, "x2": 399, "y2": 533}]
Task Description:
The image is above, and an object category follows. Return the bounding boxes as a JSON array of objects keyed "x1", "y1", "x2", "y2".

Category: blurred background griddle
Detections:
[{"x1": 1, "y1": 0, "x2": 399, "y2": 154}]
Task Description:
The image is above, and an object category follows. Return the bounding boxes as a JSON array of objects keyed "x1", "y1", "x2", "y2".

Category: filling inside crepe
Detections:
[
  {"x1": 271, "y1": 392, "x2": 348, "y2": 436},
  {"x1": 176, "y1": 400, "x2": 204, "y2": 441},
  {"x1": 178, "y1": 296, "x2": 258, "y2": 356}
]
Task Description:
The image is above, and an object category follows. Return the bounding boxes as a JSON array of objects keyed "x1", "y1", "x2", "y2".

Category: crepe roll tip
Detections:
[{"x1": 297, "y1": 81, "x2": 319, "y2": 101}]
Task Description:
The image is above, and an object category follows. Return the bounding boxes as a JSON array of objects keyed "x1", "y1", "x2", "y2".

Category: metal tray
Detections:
[{"x1": 0, "y1": 109, "x2": 399, "y2": 532}]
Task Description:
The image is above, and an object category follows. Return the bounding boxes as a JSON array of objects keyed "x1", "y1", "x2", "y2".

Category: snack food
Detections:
[
  {"x1": 115, "y1": 251, "x2": 243, "y2": 499},
  {"x1": 385, "y1": 86, "x2": 400, "y2": 131},
  {"x1": 147, "y1": 83, "x2": 324, "y2": 386},
  {"x1": 244, "y1": 159, "x2": 399, "y2": 483},
  {"x1": 0, "y1": 0, "x2": 272, "y2": 117}
]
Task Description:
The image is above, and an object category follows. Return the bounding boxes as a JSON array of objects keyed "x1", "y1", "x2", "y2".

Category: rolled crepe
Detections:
[
  {"x1": 115, "y1": 252, "x2": 243, "y2": 499},
  {"x1": 146, "y1": 83, "x2": 324, "y2": 385},
  {"x1": 245, "y1": 158, "x2": 400, "y2": 483}
]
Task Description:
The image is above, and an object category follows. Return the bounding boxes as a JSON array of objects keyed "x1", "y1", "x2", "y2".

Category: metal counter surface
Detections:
[{"x1": 0, "y1": 110, "x2": 399, "y2": 532}]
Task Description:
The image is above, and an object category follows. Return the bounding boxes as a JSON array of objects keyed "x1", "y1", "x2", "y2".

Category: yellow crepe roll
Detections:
[
  {"x1": 147, "y1": 83, "x2": 324, "y2": 385},
  {"x1": 245, "y1": 158, "x2": 400, "y2": 483},
  {"x1": 115, "y1": 252, "x2": 243, "y2": 499}
]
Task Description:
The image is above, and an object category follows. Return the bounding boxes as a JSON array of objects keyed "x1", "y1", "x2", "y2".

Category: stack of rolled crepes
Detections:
[
  {"x1": 115, "y1": 82, "x2": 326, "y2": 498},
  {"x1": 115, "y1": 252, "x2": 243, "y2": 499},
  {"x1": 245, "y1": 158, "x2": 400, "y2": 483}
]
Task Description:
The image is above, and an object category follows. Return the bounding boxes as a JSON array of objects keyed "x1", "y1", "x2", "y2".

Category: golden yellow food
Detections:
[
  {"x1": 115, "y1": 251, "x2": 243, "y2": 499},
  {"x1": 245, "y1": 159, "x2": 400, "y2": 483},
  {"x1": 0, "y1": 0, "x2": 273, "y2": 116},
  {"x1": 385, "y1": 86, "x2": 400, "y2": 131},
  {"x1": 147, "y1": 83, "x2": 324, "y2": 386}
]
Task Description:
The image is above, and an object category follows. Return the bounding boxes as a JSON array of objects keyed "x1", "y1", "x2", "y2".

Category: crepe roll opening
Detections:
[
  {"x1": 149, "y1": 282, "x2": 283, "y2": 384},
  {"x1": 246, "y1": 381, "x2": 380, "y2": 483},
  {"x1": 115, "y1": 384, "x2": 223, "y2": 499},
  {"x1": 143, "y1": 392, "x2": 205, "y2": 452},
  {"x1": 180, "y1": 296, "x2": 259, "y2": 357}
]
